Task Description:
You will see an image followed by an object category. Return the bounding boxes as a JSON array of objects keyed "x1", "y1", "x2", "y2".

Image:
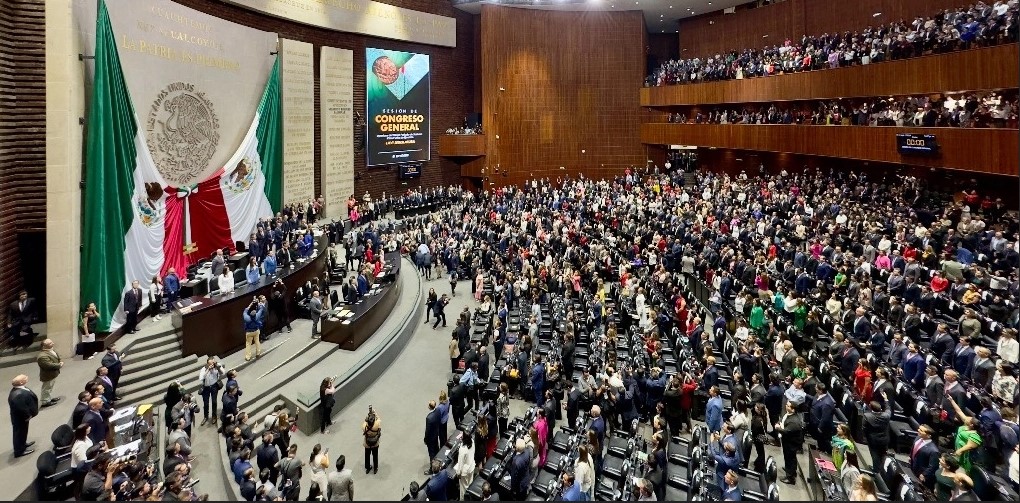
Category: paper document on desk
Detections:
[{"x1": 110, "y1": 406, "x2": 137, "y2": 422}]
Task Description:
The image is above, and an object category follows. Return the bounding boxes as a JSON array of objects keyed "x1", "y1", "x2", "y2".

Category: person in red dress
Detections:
[{"x1": 853, "y1": 360, "x2": 873, "y2": 404}]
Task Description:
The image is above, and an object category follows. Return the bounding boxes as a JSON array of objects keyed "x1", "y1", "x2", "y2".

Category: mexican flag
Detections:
[
  {"x1": 159, "y1": 58, "x2": 282, "y2": 277},
  {"x1": 81, "y1": 0, "x2": 281, "y2": 331},
  {"x1": 81, "y1": 0, "x2": 168, "y2": 332}
]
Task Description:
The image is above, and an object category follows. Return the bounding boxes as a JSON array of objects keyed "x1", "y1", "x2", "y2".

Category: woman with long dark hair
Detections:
[
  {"x1": 319, "y1": 378, "x2": 335, "y2": 434},
  {"x1": 750, "y1": 403, "x2": 769, "y2": 473}
]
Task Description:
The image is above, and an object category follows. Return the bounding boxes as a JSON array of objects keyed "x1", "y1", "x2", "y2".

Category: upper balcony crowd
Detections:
[{"x1": 647, "y1": 1, "x2": 1019, "y2": 87}]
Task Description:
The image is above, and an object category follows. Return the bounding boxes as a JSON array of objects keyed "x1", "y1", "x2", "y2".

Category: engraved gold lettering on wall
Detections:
[
  {"x1": 281, "y1": 39, "x2": 316, "y2": 206},
  {"x1": 320, "y1": 47, "x2": 354, "y2": 220},
  {"x1": 222, "y1": 0, "x2": 457, "y2": 47}
]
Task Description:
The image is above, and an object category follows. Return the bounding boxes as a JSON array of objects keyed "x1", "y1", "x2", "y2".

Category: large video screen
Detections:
[{"x1": 366, "y1": 48, "x2": 431, "y2": 167}]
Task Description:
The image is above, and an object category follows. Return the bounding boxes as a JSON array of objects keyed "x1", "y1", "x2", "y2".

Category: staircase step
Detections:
[
  {"x1": 119, "y1": 363, "x2": 202, "y2": 405},
  {"x1": 120, "y1": 329, "x2": 178, "y2": 355},
  {"x1": 123, "y1": 341, "x2": 184, "y2": 367},
  {"x1": 120, "y1": 354, "x2": 201, "y2": 387}
]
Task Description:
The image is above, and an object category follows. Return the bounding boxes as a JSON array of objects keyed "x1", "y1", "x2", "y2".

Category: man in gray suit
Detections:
[
  {"x1": 211, "y1": 249, "x2": 226, "y2": 277},
  {"x1": 327, "y1": 454, "x2": 354, "y2": 501},
  {"x1": 310, "y1": 291, "x2": 323, "y2": 339}
]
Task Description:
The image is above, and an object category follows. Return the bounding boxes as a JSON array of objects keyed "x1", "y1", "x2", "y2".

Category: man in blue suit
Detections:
[
  {"x1": 719, "y1": 271, "x2": 733, "y2": 300},
  {"x1": 795, "y1": 269, "x2": 811, "y2": 296},
  {"x1": 952, "y1": 337, "x2": 976, "y2": 378},
  {"x1": 900, "y1": 343, "x2": 926, "y2": 388},
  {"x1": 810, "y1": 383, "x2": 836, "y2": 452},
  {"x1": 559, "y1": 472, "x2": 584, "y2": 501},
  {"x1": 701, "y1": 356, "x2": 719, "y2": 391},
  {"x1": 423, "y1": 401, "x2": 442, "y2": 472},
  {"x1": 722, "y1": 470, "x2": 743, "y2": 501},
  {"x1": 710, "y1": 437, "x2": 741, "y2": 488},
  {"x1": 424, "y1": 459, "x2": 450, "y2": 501},
  {"x1": 530, "y1": 356, "x2": 546, "y2": 406},
  {"x1": 164, "y1": 268, "x2": 181, "y2": 311},
  {"x1": 909, "y1": 425, "x2": 940, "y2": 489},
  {"x1": 706, "y1": 386, "x2": 724, "y2": 433},
  {"x1": 357, "y1": 271, "x2": 369, "y2": 297}
]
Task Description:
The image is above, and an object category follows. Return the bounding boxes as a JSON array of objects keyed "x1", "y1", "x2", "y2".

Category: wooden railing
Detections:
[
  {"x1": 641, "y1": 44, "x2": 1019, "y2": 106},
  {"x1": 640, "y1": 123, "x2": 1019, "y2": 177}
]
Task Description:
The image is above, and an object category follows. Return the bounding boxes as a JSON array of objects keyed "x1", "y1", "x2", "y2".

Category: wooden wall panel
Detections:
[
  {"x1": 172, "y1": 0, "x2": 476, "y2": 198},
  {"x1": 438, "y1": 134, "x2": 486, "y2": 157},
  {"x1": 678, "y1": 0, "x2": 974, "y2": 58},
  {"x1": 481, "y1": 5, "x2": 647, "y2": 186},
  {"x1": 640, "y1": 123, "x2": 1019, "y2": 177},
  {"x1": 0, "y1": 0, "x2": 46, "y2": 330},
  {"x1": 642, "y1": 44, "x2": 1019, "y2": 106}
]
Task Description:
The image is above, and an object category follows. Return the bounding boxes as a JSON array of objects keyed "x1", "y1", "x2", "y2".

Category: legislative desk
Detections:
[
  {"x1": 320, "y1": 251, "x2": 401, "y2": 351},
  {"x1": 170, "y1": 234, "x2": 327, "y2": 357}
]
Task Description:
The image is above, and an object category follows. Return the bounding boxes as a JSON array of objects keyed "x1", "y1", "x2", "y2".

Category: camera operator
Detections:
[
  {"x1": 172, "y1": 393, "x2": 200, "y2": 437},
  {"x1": 79, "y1": 452, "x2": 121, "y2": 501}
]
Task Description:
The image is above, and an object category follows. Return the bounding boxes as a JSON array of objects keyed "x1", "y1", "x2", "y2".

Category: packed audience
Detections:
[
  {"x1": 665, "y1": 91, "x2": 1019, "y2": 128},
  {"x1": 398, "y1": 163, "x2": 1018, "y2": 500},
  {"x1": 55, "y1": 159, "x2": 1020, "y2": 501},
  {"x1": 648, "y1": 2, "x2": 1020, "y2": 86}
]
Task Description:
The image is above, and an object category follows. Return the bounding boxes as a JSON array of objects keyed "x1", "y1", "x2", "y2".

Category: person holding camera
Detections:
[
  {"x1": 198, "y1": 358, "x2": 225, "y2": 426},
  {"x1": 171, "y1": 393, "x2": 198, "y2": 438},
  {"x1": 79, "y1": 452, "x2": 119, "y2": 501},
  {"x1": 243, "y1": 301, "x2": 264, "y2": 361},
  {"x1": 363, "y1": 406, "x2": 381, "y2": 474}
]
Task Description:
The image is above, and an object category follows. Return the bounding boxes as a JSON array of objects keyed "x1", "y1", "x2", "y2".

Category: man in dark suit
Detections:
[
  {"x1": 951, "y1": 337, "x2": 976, "y2": 379},
  {"x1": 886, "y1": 332, "x2": 907, "y2": 367},
  {"x1": 810, "y1": 383, "x2": 836, "y2": 452},
  {"x1": 701, "y1": 356, "x2": 719, "y2": 391},
  {"x1": 83, "y1": 397, "x2": 109, "y2": 445},
  {"x1": 8, "y1": 374, "x2": 38, "y2": 457},
  {"x1": 71, "y1": 391, "x2": 91, "y2": 429},
  {"x1": 872, "y1": 368, "x2": 895, "y2": 409},
  {"x1": 7, "y1": 291, "x2": 38, "y2": 347},
  {"x1": 970, "y1": 346, "x2": 995, "y2": 391},
  {"x1": 477, "y1": 346, "x2": 491, "y2": 382},
  {"x1": 901, "y1": 344, "x2": 927, "y2": 388},
  {"x1": 100, "y1": 346, "x2": 124, "y2": 392},
  {"x1": 509, "y1": 439, "x2": 531, "y2": 501},
  {"x1": 909, "y1": 425, "x2": 939, "y2": 489},
  {"x1": 929, "y1": 325, "x2": 956, "y2": 365},
  {"x1": 923, "y1": 366, "x2": 944, "y2": 405},
  {"x1": 839, "y1": 344, "x2": 861, "y2": 380},
  {"x1": 852, "y1": 307, "x2": 872, "y2": 342},
  {"x1": 123, "y1": 280, "x2": 144, "y2": 334},
  {"x1": 423, "y1": 401, "x2": 442, "y2": 473},
  {"x1": 863, "y1": 392, "x2": 892, "y2": 470},
  {"x1": 941, "y1": 370, "x2": 967, "y2": 423}
]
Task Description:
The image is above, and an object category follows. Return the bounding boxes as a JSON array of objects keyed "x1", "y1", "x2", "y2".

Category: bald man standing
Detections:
[
  {"x1": 36, "y1": 339, "x2": 63, "y2": 407},
  {"x1": 8, "y1": 375, "x2": 39, "y2": 457}
]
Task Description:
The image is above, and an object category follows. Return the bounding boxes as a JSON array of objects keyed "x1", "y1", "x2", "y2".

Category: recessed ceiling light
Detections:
[
  {"x1": 708, "y1": 1, "x2": 712, "y2": 4},
  {"x1": 660, "y1": 14, "x2": 664, "y2": 16},
  {"x1": 669, "y1": 5, "x2": 673, "y2": 8}
]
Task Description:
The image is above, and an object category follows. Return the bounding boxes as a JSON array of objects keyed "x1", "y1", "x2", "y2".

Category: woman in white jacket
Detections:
[
  {"x1": 455, "y1": 434, "x2": 476, "y2": 496},
  {"x1": 575, "y1": 444, "x2": 596, "y2": 499},
  {"x1": 218, "y1": 266, "x2": 234, "y2": 294}
]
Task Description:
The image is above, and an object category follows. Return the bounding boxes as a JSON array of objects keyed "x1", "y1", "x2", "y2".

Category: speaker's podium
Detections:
[{"x1": 170, "y1": 235, "x2": 329, "y2": 357}]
